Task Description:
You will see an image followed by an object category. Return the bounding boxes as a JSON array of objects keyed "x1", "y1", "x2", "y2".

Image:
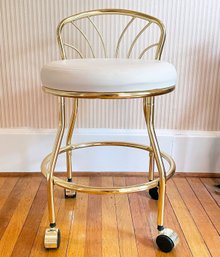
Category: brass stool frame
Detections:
[{"x1": 41, "y1": 9, "x2": 178, "y2": 252}]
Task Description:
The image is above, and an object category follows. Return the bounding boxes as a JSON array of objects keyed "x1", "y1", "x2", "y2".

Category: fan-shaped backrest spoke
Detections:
[
  {"x1": 115, "y1": 17, "x2": 135, "y2": 58},
  {"x1": 87, "y1": 17, "x2": 107, "y2": 58},
  {"x1": 63, "y1": 43, "x2": 84, "y2": 58},
  {"x1": 127, "y1": 22, "x2": 152, "y2": 58},
  {"x1": 71, "y1": 22, "x2": 95, "y2": 58},
  {"x1": 138, "y1": 43, "x2": 159, "y2": 59}
]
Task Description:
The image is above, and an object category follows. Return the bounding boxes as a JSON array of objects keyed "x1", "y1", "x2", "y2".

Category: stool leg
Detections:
[
  {"x1": 144, "y1": 97, "x2": 179, "y2": 252},
  {"x1": 65, "y1": 99, "x2": 78, "y2": 198},
  {"x1": 143, "y1": 97, "x2": 165, "y2": 229},
  {"x1": 148, "y1": 98, "x2": 155, "y2": 182},
  {"x1": 147, "y1": 103, "x2": 158, "y2": 200},
  {"x1": 149, "y1": 151, "x2": 155, "y2": 181},
  {"x1": 44, "y1": 97, "x2": 65, "y2": 249}
]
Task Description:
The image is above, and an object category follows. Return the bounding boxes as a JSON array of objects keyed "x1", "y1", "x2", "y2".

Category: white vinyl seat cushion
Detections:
[{"x1": 41, "y1": 59, "x2": 177, "y2": 92}]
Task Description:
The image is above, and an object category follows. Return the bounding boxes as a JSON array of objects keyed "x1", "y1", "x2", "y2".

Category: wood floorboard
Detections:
[
  {"x1": 0, "y1": 175, "x2": 219, "y2": 257},
  {"x1": 0, "y1": 177, "x2": 42, "y2": 257},
  {"x1": 84, "y1": 177, "x2": 102, "y2": 257},
  {"x1": 0, "y1": 177, "x2": 6, "y2": 190},
  {"x1": 187, "y1": 178, "x2": 220, "y2": 234},
  {"x1": 166, "y1": 179, "x2": 211, "y2": 257},
  {"x1": 48, "y1": 180, "x2": 77, "y2": 257},
  {"x1": 0, "y1": 177, "x2": 27, "y2": 240},
  {"x1": 201, "y1": 178, "x2": 220, "y2": 207},
  {"x1": 0, "y1": 177, "x2": 19, "y2": 210},
  {"x1": 162, "y1": 185, "x2": 192, "y2": 257},
  {"x1": 113, "y1": 177, "x2": 139, "y2": 257},
  {"x1": 66, "y1": 177, "x2": 89, "y2": 257},
  {"x1": 174, "y1": 177, "x2": 220, "y2": 257},
  {"x1": 135, "y1": 177, "x2": 192, "y2": 257},
  {"x1": 126, "y1": 177, "x2": 157, "y2": 257},
  {"x1": 102, "y1": 177, "x2": 120, "y2": 257},
  {"x1": 10, "y1": 179, "x2": 46, "y2": 257},
  {"x1": 29, "y1": 184, "x2": 66, "y2": 257}
]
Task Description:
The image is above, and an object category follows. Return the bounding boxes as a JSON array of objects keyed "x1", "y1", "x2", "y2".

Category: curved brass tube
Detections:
[
  {"x1": 66, "y1": 99, "x2": 78, "y2": 180},
  {"x1": 42, "y1": 85, "x2": 175, "y2": 99},
  {"x1": 41, "y1": 141, "x2": 176, "y2": 195}
]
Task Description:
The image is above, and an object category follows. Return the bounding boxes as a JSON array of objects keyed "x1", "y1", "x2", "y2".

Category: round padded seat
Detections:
[{"x1": 41, "y1": 59, "x2": 177, "y2": 93}]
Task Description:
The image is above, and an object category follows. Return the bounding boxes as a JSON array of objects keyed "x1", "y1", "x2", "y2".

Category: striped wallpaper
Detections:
[{"x1": 0, "y1": 0, "x2": 219, "y2": 130}]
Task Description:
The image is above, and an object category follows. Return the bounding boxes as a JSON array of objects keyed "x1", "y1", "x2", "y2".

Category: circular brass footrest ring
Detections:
[{"x1": 41, "y1": 141, "x2": 176, "y2": 195}]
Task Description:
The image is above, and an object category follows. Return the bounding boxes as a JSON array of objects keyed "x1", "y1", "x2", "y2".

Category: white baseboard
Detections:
[{"x1": 0, "y1": 128, "x2": 220, "y2": 173}]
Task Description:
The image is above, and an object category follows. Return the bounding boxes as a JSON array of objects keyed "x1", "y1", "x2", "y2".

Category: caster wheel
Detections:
[
  {"x1": 149, "y1": 186, "x2": 159, "y2": 200},
  {"x1": 156, "y1": 228, "x2": 179, "y2": 253},
  {"x1": 44, "y1": 228, "x2": 60, "y2": 249},
  {"x1": 64, "y1": 188, "x2": 77, "y2": 198},
  {"x1": 215, "y1": 184, "x2": 220, "y2": 195}
]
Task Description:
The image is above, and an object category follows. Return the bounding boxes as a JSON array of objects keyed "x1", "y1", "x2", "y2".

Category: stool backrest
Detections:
[{"x1": 57, "y1": 9, "x2": 165, "y2": 61}]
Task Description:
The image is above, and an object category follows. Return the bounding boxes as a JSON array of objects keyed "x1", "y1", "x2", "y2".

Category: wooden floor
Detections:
[{"x1": 0, "y1": 175, "x2": 219, "y2": 257}]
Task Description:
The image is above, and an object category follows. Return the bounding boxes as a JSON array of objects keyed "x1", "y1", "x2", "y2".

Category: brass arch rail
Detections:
[{"x1": 41, "y1": 141, "x2": 176, "y2": 194}]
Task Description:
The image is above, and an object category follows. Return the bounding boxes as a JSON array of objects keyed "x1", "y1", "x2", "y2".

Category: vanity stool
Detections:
[{"x1": 41, "y1": 9, "x2": 179, "y2": 253}]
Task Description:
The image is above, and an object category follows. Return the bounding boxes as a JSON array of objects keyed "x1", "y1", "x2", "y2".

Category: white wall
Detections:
[
  {"x1": 0, "y1": 0, "x2": 220, "y2": 130},
  {"x1": 0, "y1": 1, "x2": 219, "y2": 173},
  {"x1": 0, "y1": 129, "x2": 219, "y2": 173}
]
